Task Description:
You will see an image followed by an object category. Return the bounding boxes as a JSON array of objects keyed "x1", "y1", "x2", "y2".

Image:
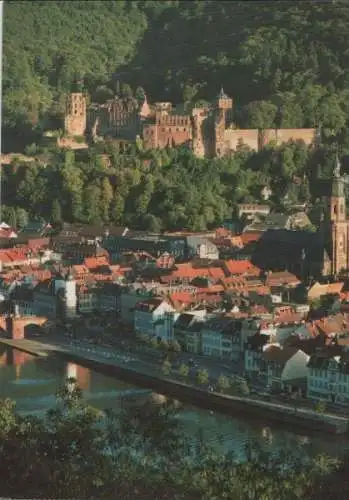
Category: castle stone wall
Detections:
[
  {"x1": 143, "y1": 122, "x2": 192, "y2": 149},
  {"x1": 262, "y1": 128, "x2": 317, "y2": 147},
  {"x1": 223, "y1": 129, "x2": 259, "y2": 152}
]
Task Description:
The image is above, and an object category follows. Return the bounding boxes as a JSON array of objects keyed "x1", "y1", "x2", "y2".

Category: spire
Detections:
[
  {"x1": 333, "y1": 153, "x2": 341, "y2": 179},
  {"x1": 218, "y1": 87, "x2": 229, "y2": 100}
]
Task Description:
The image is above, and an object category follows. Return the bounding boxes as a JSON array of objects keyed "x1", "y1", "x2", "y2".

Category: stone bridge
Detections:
[{"x1": 0, "y1": 315, "x2": 48, "y2": 340}]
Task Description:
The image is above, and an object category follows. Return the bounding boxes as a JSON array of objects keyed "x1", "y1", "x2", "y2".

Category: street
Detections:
[{"x1": 30, "y1": 326, "x2": 349, "y2": 420}]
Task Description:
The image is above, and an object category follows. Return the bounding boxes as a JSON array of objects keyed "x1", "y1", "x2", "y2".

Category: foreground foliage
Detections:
[{"x1": 0, "y1": 378, "x2": 347, "y2": 499}]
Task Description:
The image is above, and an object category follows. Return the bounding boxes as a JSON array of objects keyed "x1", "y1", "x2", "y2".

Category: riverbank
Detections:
[{"x1": 1, "y1": 336, "x2": 348, "y2": 435}]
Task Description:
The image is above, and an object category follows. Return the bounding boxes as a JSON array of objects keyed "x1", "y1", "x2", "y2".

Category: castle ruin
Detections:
[{"x1": 63, "y1": 88, "x2": 318, "y2": 156}]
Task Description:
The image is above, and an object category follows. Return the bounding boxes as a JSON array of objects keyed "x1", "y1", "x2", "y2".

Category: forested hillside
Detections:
[
  {"x1": 1, "y1": 139, "x2": 339, "y2": 231},
  {"x1": 4, "y1": 0, "x2": 349, "y2": 146}
]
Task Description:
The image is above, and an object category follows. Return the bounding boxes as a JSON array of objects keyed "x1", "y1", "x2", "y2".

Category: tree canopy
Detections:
[{"x1": 0, "y1": 140, "x2": 327, "y2": 231}]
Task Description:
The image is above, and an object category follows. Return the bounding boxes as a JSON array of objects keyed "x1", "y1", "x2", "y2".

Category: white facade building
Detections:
[
  {"x1": 134, "y1": 298, "x2": 176, "y2": 340},
  {"x1": 307, "y1": 352, "x2": 349, "y2": 404}
]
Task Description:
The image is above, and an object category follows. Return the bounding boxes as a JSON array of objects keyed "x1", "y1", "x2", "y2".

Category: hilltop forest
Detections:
[
  {"x1": 4, "y1": 0, "x2": 349, "y2": 140},
  {"x1": 3, "y1": 0, "x2": 349, "y2": 229}
]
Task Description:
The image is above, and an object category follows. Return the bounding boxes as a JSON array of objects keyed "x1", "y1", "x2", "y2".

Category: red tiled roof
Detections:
[
  {"x1": 213, "y1": 237, "x2": 235, "y2": 248},
  {"x1": 248, "y1": 285, "x2": 271, "y2": 295},
  {"x1": 27, "y1": 237, "x2": 49, "y2": 249},
  {"x1": 224, "y1": 259, "x2": 260, "y2": 276},
  {"x1": 309, "y1": 282, "x2": 344, "y2": 297},
  {"x1": 240, "y1": 232, "x2": 263, "y2": 246},
  {"x1": 0, "y1": 252, "x2": 12, "y2": 263},
  {"x1": 84, "y1": 256, "x2": 109, "y2": 269},
  {"x1": 194, "y1": 284, "x2": 225, "y2": 294},
  {"x1": 0, "y1": 246, "x2": 39, "y2": 264},
  {"x1": 161, "y1": 263, "x2": 225, "y2": 282},
  {"x1": 250, "y1": 305, "x2": 269, "y2": 315},
  {"x1": 169, "y1": 291, "x2": 195, "y2": 305},
  {"x1": 207, "y1": 267, "x2": 225, "y2": 279},
  {"x1": 215, "y1": 227, "x2": 231, "y2": 238},
  {"x1": 156, "y1": 253, "x2": 175, "y2": 269},
  {"x1": 273, "y1": 313, "x2": 303, "y2": 325},
  {"x1": 195, "y1": 293, "x2": 223, "y2": 304},
  {"x1": 72, "y1": 265, "x2": 89, "y2": 275},
  {"x1": 265, "y1": 271, "x2": 300, "y2": 287},
  {"x1": 0, "y1": 227, "x2": 17, "y2": 238}
]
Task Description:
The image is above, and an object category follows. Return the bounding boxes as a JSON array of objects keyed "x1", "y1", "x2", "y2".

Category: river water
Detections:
[{"x1": 1, "y1": 345, "x2": 349, "y2": 463}]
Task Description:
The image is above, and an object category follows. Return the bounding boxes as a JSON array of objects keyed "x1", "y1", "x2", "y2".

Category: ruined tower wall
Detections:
[
  {"x1": 64, "y1": 93, "x2": 87, "y2": 136},
  {"x1": 192, "y1": 107, "x2": 212, "y2": 158}
]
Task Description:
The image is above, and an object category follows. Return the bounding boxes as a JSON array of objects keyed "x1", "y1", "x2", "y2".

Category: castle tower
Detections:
[
  {"x1": 217, "y1": 87, "x2": 233, "y2": 112},
  {"x1": 139, "y1": 93, "x2": 151, "y2": 121},
  {"x1": 64, "y1": 92, "x2": 87, "y2": 136},
  {"x1": 192, "y1": 107, "x2": 210, "y2": 158},
  {"x1": 325, "y1": 155, "x2": 349, "y2": 275},
  {"x1": 214, "y1": 88, "x2": 233, "y2": 157},
  {"x1": 64, "y1": 270, "x2": 77, "y2": 319}
]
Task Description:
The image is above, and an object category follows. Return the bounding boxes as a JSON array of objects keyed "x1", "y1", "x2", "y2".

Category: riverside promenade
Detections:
[{"x1": 1, "y1": 336, "x2": 349, "y2": 435}]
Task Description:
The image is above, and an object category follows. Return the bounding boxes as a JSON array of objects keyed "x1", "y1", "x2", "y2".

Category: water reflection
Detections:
[{"x1": 0, "y1": 345, "x2": 349, "y2": 462}]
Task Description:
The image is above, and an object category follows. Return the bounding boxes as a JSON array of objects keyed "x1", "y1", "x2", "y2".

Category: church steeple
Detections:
[
  {"x1": 330, "y1": 154, "x2": 345, "y2": 206},
  {"x1": 325, "y1": 152, "x2": 349, "y2": 276}
]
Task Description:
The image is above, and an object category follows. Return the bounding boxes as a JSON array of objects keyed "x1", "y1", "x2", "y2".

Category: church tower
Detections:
[{"x1": 325, "y1": 155, "x2": 349, "y2": 275}]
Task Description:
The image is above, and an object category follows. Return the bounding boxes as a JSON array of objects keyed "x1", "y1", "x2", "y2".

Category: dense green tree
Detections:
[
  {"x1": 15, "y1": 207, "x2": 29, "y2": 229},
  {"x1": 196, "y1": 369, "x2": 209, "y2": 386},
  {"x1": 239, "y1": 379, "x2": 250, "y2": 396},
  {"x1": 0, "y1": 379, "x2": 347, "y2": 499},
  {"x1": 110, "y1": 192, "x2": 125, "y2": 224},
  {"x1": 162, "y1": 359, "x2": 172, "y2": 376},
  {"x1": 179, "y1": 363, "x2": 189, "y2": 379},
  {"x1": 2, "y1": 206, "x2": 16, "y2": 228},
  {"x1": 100, "y1": 177, "x2": 113, "y2": 223},
  {"x1": 51, "y1": 198, "x2": 62, "y2": 224},
  {"x1": 83, "y1": 185, "x2": 102, "y2": 224},
  {"x1": 243, "y1": 100, "x2": 278, "y2": 129},
  {"x1": 61, "y1": 163, "x2": 84, "y2": 221},
  {"x1": 2, "y1": 142, "x2": 329, "y2": 231},
  {"x1": 217, "y1": 374, "x2": 230, "y2": 393}
]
